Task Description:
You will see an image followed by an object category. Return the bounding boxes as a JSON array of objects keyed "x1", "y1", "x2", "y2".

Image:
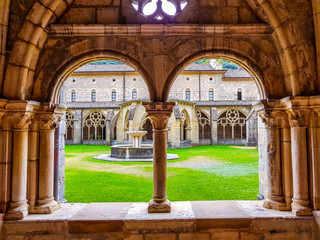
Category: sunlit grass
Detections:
[{"x1": 65, "y1": 145, "x2": 259, "y2": 202}]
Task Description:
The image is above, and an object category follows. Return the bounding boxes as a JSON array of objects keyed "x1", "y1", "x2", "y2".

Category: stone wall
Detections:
[{"x1": 63, "y1": 71, "x2": 258, "y2": 103}]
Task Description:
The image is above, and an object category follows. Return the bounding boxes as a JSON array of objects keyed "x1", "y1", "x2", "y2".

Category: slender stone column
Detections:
[
  {"x1": 311, "y1": 109, "x2": 320, "y2": 209},
  {"x1": 280, "y1": 127, "x2": 293, "y2": 209},
  {"x1": 4, "y1": 112, "x2": 33, "y2": 220},
  {"x1": 27, "y1": 122, "x2": 39, "y2": 211},
  {"x1": 287, "y1": 109, "x2": 312, "y2": 216},
  {"x1": 260, "y1": 111, "x2": 286, "y2": 210},
  {"x1": 143, "y1": 102, "x2": 175, "y2": 213},
  {"x1": 32, "y1": 113, "x2": 61, "y2": 213}
]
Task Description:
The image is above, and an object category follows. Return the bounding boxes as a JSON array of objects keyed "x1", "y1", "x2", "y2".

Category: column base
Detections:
[
  {"x1": 30, "y1": 198, "x2": 61, "y2": 214},
  {"x1": 5, "y1": 201, "x2": 29, "y2": 220},
  {"x1": 263, "y1": 197, "x2": 288, "y2": 211},
  {"x1": 148, "y1": 199, "x2": 171, "y2": 213},
  {"x1": 291, "y1": 200, "x2": 313, "y2": 216}
]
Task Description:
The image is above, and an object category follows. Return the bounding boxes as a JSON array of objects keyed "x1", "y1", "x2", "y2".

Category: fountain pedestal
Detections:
[{"x1": 127, "y1": 131, "x2": 147, "y2": 148}]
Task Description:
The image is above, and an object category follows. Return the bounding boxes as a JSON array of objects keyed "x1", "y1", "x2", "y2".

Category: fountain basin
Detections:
[
  {"x1": 110, "y1": 144, "x2": 153, "y2": 159},
  {"x1": 93, "y1": 144, "x2": 179, "y2": 162}
]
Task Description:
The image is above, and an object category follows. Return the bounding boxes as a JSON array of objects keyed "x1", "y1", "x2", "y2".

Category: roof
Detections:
[
  {"x1": 223, "y1": 69, "x2": 251, "y2": 78},
  {"x1": 195, "y1": 100, "x2": 255, "y2": 107},
  {"x1": 75, "y1": 64, "x2": 135, "y2": 73},
  {"x1": 64, "y1": 101, "x2": 122, "y2": 109},
  {"x1": 74, "y1": 63, "x2": 252, "y2": 79}
]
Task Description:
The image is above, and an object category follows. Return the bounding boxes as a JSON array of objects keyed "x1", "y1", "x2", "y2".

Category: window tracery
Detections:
[
  {"x1": 196, "y1": 110, "x2": 211, "y2": 140},
  {"x1": 132, "y1": 0, "x2": 188, "y2": 20},
  {"x1": 83, "y1": 112, "x2": 106, "y2": 140},
  {"x1": 217, "y1": 110, "x2": 246, "y2": 139},
  {"x1": 180, "y1": 110, "x2": 190, "y2": 141},
  {"x1": 66, "y1": 112, "x2": 74, "y2": 141}
]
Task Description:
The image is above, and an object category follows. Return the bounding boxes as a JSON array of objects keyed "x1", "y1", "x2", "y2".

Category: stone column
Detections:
[
  {"x1": 105, "y1": 120, "x2": 111, "y2": 145},
  {"x1": 32, "y1": 113, "x2": 61, "y2": 213},
  {"x1": 143, "y1": 102, "x2": 175, "y2": 213},
  {"x1": 4, "y1": 112, "x2": 34, "y2": 220},
  {"x1": 311, "y1": 109, "x2": 320, "y2": 209},
  {"x1": 0, "y1": 106, "x2": 11, "y2": 213},
  {"x1": 280, "y1": 127, "x2": 293, "y2": 209},
  {"x1": 260, "y1": 111, "x2": 286, "y2": 210},
  {"x1": 287, "y1": 110, "x2": 312, "y2": 216},
  {"x1": 27, "y1": 122, "x2": 39, "y2": 211}
]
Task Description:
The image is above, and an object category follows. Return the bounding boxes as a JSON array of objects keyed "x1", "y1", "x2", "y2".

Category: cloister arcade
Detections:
[{"x1": 1, "y1": 0, "x2": 320, "y2": 238}]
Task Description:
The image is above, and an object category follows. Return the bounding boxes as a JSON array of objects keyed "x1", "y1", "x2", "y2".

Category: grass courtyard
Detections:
[{"x1": 65, "y1": 145, "x2": 259, "y2": 203}]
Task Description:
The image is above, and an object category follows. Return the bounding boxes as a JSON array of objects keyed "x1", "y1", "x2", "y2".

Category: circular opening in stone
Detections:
[{"x1": 132, "y1": 0, "x2": 188, "y2": 21}]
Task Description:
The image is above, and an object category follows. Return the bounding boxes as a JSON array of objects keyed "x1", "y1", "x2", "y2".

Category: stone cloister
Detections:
[{"x1": 1, "y1": 0, "x2": 320, "y2": 239}]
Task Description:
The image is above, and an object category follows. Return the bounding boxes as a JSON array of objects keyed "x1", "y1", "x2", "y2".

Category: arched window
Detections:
[
  {"x1": 186, "y1": 89, "x2": 191, "y2": 101},
  {"x1": 196, "y1": 111, "x2": 211, "y2": 140},
  {"x1": 82, "y1": 112, "x2": 106, "y2": 141},
  {"x1": 66, "y1": 112, "x2": 74, "y2": 141},
  {"x1": 132, "y1": 89, "x2": 137, "y2": 100},
  {"x1": 91, "y1": 90, "x2": 96, "y2": 102},
  {"x1": 209, "y1": 89, "x2": 214, "y2": 101},
  {"x1": 112, "y1": 90, "x2": 116, "y2": 101},
  {"x1": 237, "y1": 89, "x2": 242, "y2": 101},
  {"x1": 71, "y1": 90, "x2": 76, "y2": 102},
  {"x1": 217, "y1": 110, "x2": 246, "y2": 140}
]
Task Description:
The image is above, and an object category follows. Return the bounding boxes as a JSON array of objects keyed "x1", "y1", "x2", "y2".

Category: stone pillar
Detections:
[
  {"x1": 311, "y1": 109, "x2": 320, "y2": 210},
  {"x1": 105, "y1": 120, "x2": 111, "y2": 145},
  {"x1": 143, "y1": 102, "x2": 175, "y2": 213},
  {"x1": 27, "y1": 122, "x2": 39, "y2": 211},
  {"x1": 31, "y1": 114, "x2": 61, "y2": 213},
  {"x1": 73, "y1": 110, "x2": 82, "y2": 144},
  {"x1": 0, "y1": 103, "x2": 11, "y2": 213},
  {"x1": 287, "y1": 110, "x2": 312, "y2": 216},
  {"x1": 4, "y1": 112, "x2": 34, "y2": 220},
  {"x1": 260, "y1": 111, "x2": 286, "y2": 210},
  {"x1": 280, "y1": 127, "x2": 293, "y2": 209},
  {"x1": 211, "y1": 120, "x2": 218, "y2": 145}
]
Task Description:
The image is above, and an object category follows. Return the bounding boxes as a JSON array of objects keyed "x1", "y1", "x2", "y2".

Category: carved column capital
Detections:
[
  {"x1": 311, "y1": 108, "x2": 320, "y2": 127},
  {"x1": 259, "y1": 111, "x2": 287, "y2": 128},
  {"x1": 143, "y1": 102, "x2": 175, "y2": 130},
  {"x1": 2, "y1": 111, "x2": 34, "y2": 130},
  {"x1": 36, "y1": 113, "x2": 61, "y2": 131},
  {"x1": 286, "y1": 109, "x2": 310, "y2": 128}
]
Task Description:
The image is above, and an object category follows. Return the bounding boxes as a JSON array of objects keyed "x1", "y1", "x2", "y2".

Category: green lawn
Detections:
[{"x1": 65, "y1": 145, "x2": 259, "y2": 202}]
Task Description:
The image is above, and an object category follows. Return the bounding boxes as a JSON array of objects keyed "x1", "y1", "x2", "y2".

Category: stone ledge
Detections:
[{"x1": 1, "y1": 201, "x2": 319, "y2": 239}]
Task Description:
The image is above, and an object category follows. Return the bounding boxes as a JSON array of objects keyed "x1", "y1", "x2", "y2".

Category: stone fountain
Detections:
[{"x1": 93, "y1": 130, "x2": 179, "y2": 162}]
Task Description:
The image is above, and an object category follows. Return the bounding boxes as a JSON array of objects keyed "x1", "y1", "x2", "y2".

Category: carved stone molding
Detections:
[
  {"x1": 286, "y1": 109, "x2": 310, "y2": 128},
  {"x1": 259, "y1": 111, "x2": 288, "y2": 128},
  {"x1": 311, "y1": 109, "x2": 320, "y2": 127},
  {"x1": 1, "y1": 112, "x2": 34, "y2": 130},
  {"x1": 143, "y1": 102, "x2": 175, "y2": 130}
]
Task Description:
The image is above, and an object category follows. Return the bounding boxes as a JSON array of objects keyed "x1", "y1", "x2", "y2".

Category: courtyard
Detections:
[{"x1": 65, "y1": 145, "x2": 259, "y2": 203}]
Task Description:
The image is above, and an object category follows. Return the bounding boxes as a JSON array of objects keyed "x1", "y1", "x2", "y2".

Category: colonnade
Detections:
[
  {"x1": 257, "y1": 97, "x2": 320, "y2": 216},
  {"x1": 0, "y1": 97, "x2": 320, "y2": 219},
  {"x1": 0, "y1": 101, "x2": 64, "y2": 219}
]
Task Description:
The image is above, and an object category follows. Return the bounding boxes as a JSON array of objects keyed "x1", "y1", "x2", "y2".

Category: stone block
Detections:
[
  {"x1": 179, "y1": 233, "x2": 211, "y2": 240},
  {"x1": 4, "y1": 222, "x2": 68, "y2": 235},
  {"x1": 97, "y1": 7, "x2": 119, "y2": 24},
  {"x1": 145, "y1": 234, "x2": 177, "y2": 240},
  {"x1": 60, "y1": 8, "x2": 96, "y2": 24},
  {"x1": 211, "y1": 232, "x2": 239, "y2": 240},
  {"x1": 124, "y1": 235, "x2": 144, "y2": 240},
  {"x1": 240, "y1": 232, "x2": 264, "y2": 240},
  {"x1": 4, "y1": 236, "x2": 26, "y2": 240}
]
